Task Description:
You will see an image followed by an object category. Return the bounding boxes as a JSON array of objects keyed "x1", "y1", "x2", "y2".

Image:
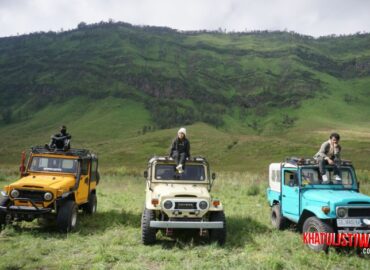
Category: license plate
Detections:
[{"x1": 337, "y1": 219, "x2": 362, "y2": 227}]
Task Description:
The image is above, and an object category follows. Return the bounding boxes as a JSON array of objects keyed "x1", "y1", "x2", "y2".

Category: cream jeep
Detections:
[{"x1": 141, "y1": 156, "x2": 226, "y2": 245}]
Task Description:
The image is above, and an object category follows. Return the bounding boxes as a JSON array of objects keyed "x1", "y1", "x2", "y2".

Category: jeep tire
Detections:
[
  {"x1": 0, "y1": 212, "x2": 5, "y2": 227},
  {"x1": 209, "y1": 211, "x2": 226, "y2": 245},
  {"x1": 0, "y1": 197, "x2": 9, "y2": 228},
  {"x1": 271, "y1": 204, "x2": 287, "y2": 230},
  {"x1": 82, "y1": 193, "x2": 97, "y2": 215},
  {"x1": 141, "y1": 208, "x2": 156, "y2": 245},
  {"x1": 57, "y1": 200, "x2": 78, "y2": 233},
  {"x1": 303, "y1": 216, "x2": 333, "y2": 252}
]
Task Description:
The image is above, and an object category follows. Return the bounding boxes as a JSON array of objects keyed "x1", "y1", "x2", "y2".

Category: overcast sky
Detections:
[{"x1": 0, "y1": 0, "x2": 369, "y2": 38}]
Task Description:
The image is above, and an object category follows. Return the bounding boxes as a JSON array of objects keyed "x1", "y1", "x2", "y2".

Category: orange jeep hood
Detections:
[{"x1": 10, "y1": 174, "x2": 76, "y2": 191}]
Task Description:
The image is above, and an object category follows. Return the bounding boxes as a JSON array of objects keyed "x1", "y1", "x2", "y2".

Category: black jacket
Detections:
[
  {"x1": 169, "y1": 137, "x2": 190, "y2": 158},
  {"x1": 51, "y1": 132, "x2": 72, "y2": 149},
  {"x1": 54, "y1": 132, "x2": 72, "y2": 140}
]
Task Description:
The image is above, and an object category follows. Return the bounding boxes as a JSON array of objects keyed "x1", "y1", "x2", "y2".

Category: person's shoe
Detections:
[
  {"x1": 177, "y1": 165, "x2": 184, "y2": 173},
  {"x1": 322, "y1": 175, "x2": 329, "y2": 183},
  {"x1": 176, "y1": 165, "x2": 181, "y2": 171},
  {"x1": 44, "y1": 144, "x2": 50, "y2": 151},
  {"x1": 334, "y1": 175, "x2": 342, "y2": 181}
]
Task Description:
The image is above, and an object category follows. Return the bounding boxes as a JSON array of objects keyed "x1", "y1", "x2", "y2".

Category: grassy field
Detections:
[
  {"x1": 0, "y1": 170, "x2": 370, "y2": 270},
  {"x1": 1, "y1": 90, "x2": 370, "y2": 173}
]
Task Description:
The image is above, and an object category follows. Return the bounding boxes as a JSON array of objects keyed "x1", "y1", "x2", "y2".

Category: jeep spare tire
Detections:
[{"x1": 57, "y1": 200, "x2": 78, "y2": 233}]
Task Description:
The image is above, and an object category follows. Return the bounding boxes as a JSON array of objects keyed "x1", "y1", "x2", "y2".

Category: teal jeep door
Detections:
[{"x1": 281, "y1": 168, "x2": 300, "y2": 221}]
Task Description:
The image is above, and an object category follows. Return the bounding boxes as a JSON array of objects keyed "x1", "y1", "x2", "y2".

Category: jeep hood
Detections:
[
  {"x1": 151, "y1": 183, "x2": 210, "y2": 199},
  {"x1": 302, "y1": 189, "x2": 370, "y2": 205},
  {"x1": 9, "y1": 174, "x2": 76, "y2": 191}
]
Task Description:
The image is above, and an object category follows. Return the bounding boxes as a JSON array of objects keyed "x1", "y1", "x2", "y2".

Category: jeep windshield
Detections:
[
  {"x1": 301, "y1": 167, "x2": 354, "y2": 188},
  {"x1": 29, "y1": 156, "x2": 77, "y2": 173},
  {"x1": 155, "y1": 164, "x2": 206, "y2": 181}
]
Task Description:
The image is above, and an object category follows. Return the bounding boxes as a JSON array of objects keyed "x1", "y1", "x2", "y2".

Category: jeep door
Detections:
[
  {"x1": 89, "y1": 158, "x2": 99, "y2": 190},
  {"x1": 76, "y1": 159, "x2": 90, "y2": 204},
  {"x1": 281, "y1": 168, "x2": 300, "y2": 221}
]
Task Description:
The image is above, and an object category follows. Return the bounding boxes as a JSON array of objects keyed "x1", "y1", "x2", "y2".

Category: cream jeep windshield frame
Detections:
[
  {"x1": 29, "y1": 156, "x2": 78, "y2": 173},
  {"x1": 154, "y1": 163, "x2": 207, "y2": 182}
]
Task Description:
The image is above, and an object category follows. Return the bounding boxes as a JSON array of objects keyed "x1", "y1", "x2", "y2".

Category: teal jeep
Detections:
[{"x1": 266, "y1": 157, "x2": 370, "y2": 252}]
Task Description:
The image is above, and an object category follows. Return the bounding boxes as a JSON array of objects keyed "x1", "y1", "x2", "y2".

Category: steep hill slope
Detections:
[{"x1": 0, "y1": 22, "x2": 369, "y2": 171}]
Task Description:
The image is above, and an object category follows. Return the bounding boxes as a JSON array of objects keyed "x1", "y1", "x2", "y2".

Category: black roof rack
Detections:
[
  {"x1": 31, "y1": 146, "x2": 92, "y2": 158},
  {"x1": 285, "y1": 157, "x2": 352, "y2": 166},
  {"x1": 148, "y1": 156, "x2": 208, "y2": 163},
  {"x1": 285, "y1": 157, "x2": 315, "y2": 165}
]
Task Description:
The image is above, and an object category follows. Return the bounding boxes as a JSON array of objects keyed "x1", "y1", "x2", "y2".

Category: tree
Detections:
[{"x1": 77, "y1": 22, "x2": 87, "y2": 29}]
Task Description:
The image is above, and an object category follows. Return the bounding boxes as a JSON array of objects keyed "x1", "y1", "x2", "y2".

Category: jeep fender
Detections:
[
  {"x1": 145, "y1": 201, "x2": 160, "y2": 210},
  {"x1": 302, "y1": 205, "x2": 335, "y2": 219},
  {"x1": 298, "y1": 208, "x2": 334, "y2": 231},
  {"x1": 57, "y1": 192, "x2": 76, "y2": 206},
  {"x1": 209, "y1": 203, "x2": 223, "y2": 211},
  {"x1": 267, "y1": 188, "x2": 281, "y2": 207}
]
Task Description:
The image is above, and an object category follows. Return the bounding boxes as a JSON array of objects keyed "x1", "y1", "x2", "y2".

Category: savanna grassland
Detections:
[{"x1": 0, "y1": 171, "x2": 370, "y2": 270}]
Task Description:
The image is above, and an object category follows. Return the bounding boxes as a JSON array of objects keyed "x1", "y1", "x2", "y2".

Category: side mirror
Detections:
[
  {"x1": 212, "y1": 173, "x2": 216, "y2": 180},
  {"x1": 144, "y1": 171, "x2": 148, "y2": 179}
]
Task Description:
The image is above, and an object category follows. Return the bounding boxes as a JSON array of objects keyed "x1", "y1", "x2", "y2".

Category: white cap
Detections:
[{"x1": 178, "y1": 127, "x2": 186, "y2": 136}]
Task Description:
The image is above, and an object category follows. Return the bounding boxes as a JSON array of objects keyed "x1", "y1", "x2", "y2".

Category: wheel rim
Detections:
[
  {"x1": 271, "y1": 211, "x2": 277, "y2": 225},
  {"x1": 307, "y1": 225, "x2": 320, "y2": 247},
  {"x1": 71, "y1": 208, "x2": 77, "y2": 228}
]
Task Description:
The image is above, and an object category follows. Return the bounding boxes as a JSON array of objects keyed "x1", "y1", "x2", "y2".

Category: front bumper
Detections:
[
  {"x1": 150, "y1": 221, "x2": 224, "y2": 229},
  {"x1": 0, "y1": 205, "x2": 52, "y2": 215},
  {"x1": 0, "y1": 205, "x2": 52, "y2": 214}
]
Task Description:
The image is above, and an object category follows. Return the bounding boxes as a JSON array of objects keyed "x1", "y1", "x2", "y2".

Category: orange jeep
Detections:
[{"x1": 0, "y1": 146, "x2": 99, "y2": 232}]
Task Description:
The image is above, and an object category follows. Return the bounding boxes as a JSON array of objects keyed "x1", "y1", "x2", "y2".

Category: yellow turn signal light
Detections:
[
  {"x1": 212, "y1": 200, "x2": 220, "y2": 207},
  {"x1": 321, "y1": 206, "x2": 330, "y2": 214},
  {"x1": 151, "y1": 198, "x2": 159, "y2": 206}
]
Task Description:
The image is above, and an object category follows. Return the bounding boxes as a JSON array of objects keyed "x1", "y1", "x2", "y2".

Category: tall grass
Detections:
[{"x1": 0, "y1": 171, "x2": 369, "y2": 269}]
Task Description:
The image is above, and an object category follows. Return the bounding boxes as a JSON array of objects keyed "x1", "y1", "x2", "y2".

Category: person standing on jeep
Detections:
[
  {"x1": 169, "y1": 127, "x2": 190, "y2": 173},
  {"x1": 314, "y1": 132, "x2": 341, "y2": 182},
  {"x1": 46, "y1": 125, "x2": 72, "y2": 151}
]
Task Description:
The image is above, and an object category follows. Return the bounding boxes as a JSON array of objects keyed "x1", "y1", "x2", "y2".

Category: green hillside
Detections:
[{"x1": 0, "y1": 22, "x2": 370, "y2": 172}]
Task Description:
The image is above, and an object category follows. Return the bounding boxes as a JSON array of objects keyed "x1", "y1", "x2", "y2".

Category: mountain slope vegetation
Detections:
[{"x1": 0, "y1": 21, "x2": 369, "y2": 171}]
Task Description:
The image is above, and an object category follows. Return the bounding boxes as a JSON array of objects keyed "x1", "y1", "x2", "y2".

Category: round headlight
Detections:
[
  {"x1": 10, "y1": 189, "x2": 20, "y2": 198},
  {"x1": 44, "y1": 192, "x2": 53, "y2": 201},
  {"x1": 164, "y1": 200, "x2": 173, "y2": 209},
  {"x1": 199, "y1": 201, "x2": 208, "y2": 210},
  {"x1": 337, "y1": 207, "x2": 347, "y2": 218}
]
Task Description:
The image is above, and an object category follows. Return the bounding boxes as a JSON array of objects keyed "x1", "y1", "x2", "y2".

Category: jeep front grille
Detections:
[
  {"x1": 348, "y1": 201, "x2": 370, "y2": 205},
  {"x1": 18, "y1": 190, "x2": 45, "y2": 202},
  {"x1": 175, "y1": 202, "x2": 197, "y2": 210},
  {"x1": 348, "y1": 208, "x2": 370, "y2": 217}
]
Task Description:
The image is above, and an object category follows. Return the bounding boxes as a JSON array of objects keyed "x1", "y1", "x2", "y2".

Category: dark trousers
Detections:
[
  {"x1": 317, "y1": 157, "x2": 340, "y2": 176},
  {"x1": 172, "y1": 151, "x2": 187, "y2": 166}
]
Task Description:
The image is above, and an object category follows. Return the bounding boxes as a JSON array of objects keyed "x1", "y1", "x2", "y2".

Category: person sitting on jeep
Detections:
[
  {"x1": 46, "y1": 125, "x2": 72, "y2": 151},
  {"x1": 169, "y1": 127, "x2": 190, "y2": 173},
  {"x1": 313, "y1": 132, "x2": 341, "y2": 183}
]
